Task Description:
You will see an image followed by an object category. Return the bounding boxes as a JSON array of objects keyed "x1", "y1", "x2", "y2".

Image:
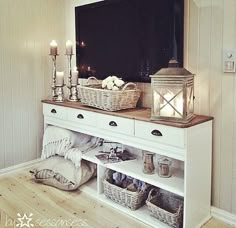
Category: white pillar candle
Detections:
[
  {"x1": 88, "y1": 66, "x2": 91, "y2": 71},
  {"x1": 56, "y1": 71, "x2": 64, "y2": 86},
  {"x1": 66, "y1": 40, "x2": 73, "y2": 55},
  {"x1": 50, "y1": 40, "x2": 58, "y2": 55},
  {"x1": 71, "y1": 66, "x2": 79, "y2": 85}
]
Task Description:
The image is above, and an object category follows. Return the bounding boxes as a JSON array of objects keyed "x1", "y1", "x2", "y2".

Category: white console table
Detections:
[{"x1": 42, "y1": 100, "x2": 213, "y2": 228}]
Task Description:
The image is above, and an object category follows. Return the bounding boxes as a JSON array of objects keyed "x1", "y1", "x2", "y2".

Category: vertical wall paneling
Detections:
[
  {"x1": 187, "y1": 0, "x2": 236, "y2": 214},
  {"x1": 220, "y1": 0, "x2": 236, "y2": 212},
  {"x1": 0, "y1": 0, "x2": 65, "y2": 168},
  {"x1": 198, "y1": 0, "x2": 211, "y2": 115},
  {"x1": 208, "y1": 0, "x2": 224, "y2": 209},
  {"x1": 188, "y1": 0, "x2": 200, "y2": 114},
  {"x1": 184, "y1": 0, "x2": 190, "y2": 68},
  {"x1": 231, "y1": 0, "x2": 236, "y2": 214}
]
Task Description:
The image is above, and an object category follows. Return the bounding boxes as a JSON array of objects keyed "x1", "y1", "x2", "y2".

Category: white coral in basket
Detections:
[
  {"x1": 114, "y1": 78, "x2": 124, "y2": 87},
  {"x1": 106, "y1": 81, "x2": 114, "y2": 90},
  {"x1": 102, "y1": 76, "x2": 125, "y2": 90},
  {"x1": 112, "y1": 86, "x2": 119, "y2": 91}
]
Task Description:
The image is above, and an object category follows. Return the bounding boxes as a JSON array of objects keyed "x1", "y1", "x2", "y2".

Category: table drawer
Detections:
[
  {"x1": 97, "y1": 114, "x2": 134, "y2": 136},
  {"x1": 135, "y1": 120, "x2": 185, "y2": 148},
  {"x1": 43, "y1": 104, "x2": 67, "y2": 120},
  {"x1": 67, "y1": 108, "x2": 97, "y2": 127}
]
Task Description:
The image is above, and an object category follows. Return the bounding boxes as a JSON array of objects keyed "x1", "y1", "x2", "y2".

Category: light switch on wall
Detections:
[{"x1": 223, "y1": 49, "x2": 236, "y2": 73}]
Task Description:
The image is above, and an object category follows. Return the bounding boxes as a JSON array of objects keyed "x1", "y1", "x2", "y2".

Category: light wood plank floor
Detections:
[{"x1": 0, "y1": 168, "x2": 234, "y2": 228}]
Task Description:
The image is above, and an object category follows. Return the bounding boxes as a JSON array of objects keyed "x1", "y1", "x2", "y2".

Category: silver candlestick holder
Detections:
[
  {"x1": 70, "y1": 85, "x2": 79, "y2": 101},
  {"x1": 50, "y1": 54, "x2": 58, "y2": 101},
  {"x1": 50, "y1": 54, "x2": 65, "y2": 102},
  {"x1": 55, "y1": 85, "x2": 65, "y2": 102},
  {"x1": 66, "y1": 54, "x2": 79, "y2": 101}
]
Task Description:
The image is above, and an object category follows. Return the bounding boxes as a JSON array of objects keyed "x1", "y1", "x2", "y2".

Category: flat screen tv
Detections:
[{"x1": 75, "y1": 0, "x2": 184, "y2": 83}]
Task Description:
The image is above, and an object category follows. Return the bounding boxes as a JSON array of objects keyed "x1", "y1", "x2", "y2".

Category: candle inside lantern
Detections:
[
  {"x1": 71, "y1": 66, "x2": 79, "y2": 85},
  {"x1": 50, "y1": 40, "x2": 58, "y2": 55},
  {"x1": 66, "y1": 40, "x2": 73, "y2": 55},
  {"x1": 56, "y1": 71, "x2": 64, "y2": 86},
  {"x1": 160, "y1": 93, "x2": 175, "y2": 117}
]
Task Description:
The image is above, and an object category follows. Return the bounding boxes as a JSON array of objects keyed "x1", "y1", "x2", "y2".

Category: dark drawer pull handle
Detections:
[
  {"x1": 51, "y1": 109, "x2": 57, "y2": 114},
  {"x1": 77, "y1": 114, "x2": 84, "y2": 119},
  {"x1": 151, "y1": 130, "x2": 162, "y2": 136},
  {"x1": 109, "y1": 121, "x2": 117, "y2": 127}
]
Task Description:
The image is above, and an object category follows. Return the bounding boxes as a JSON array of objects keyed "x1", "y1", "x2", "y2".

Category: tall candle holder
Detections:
[
  {"x1": 66, "y1": 54, "x2": 79, "y2": 101},
  {"x1": 50, "y1": 54, "x2": 58, "y2": 101},
  {"x1": 49, "y1": 54, "x2": 65, "y2": 102}
]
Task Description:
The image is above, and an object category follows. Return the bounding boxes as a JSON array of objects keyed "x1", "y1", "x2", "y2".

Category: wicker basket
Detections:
[
  {"x1": 103, "y1": 179, "x2": 147, "y2": 210},
  {"x1": 146, "y1": 189, "x2": 183, "y2": 228},
  {"x1": 78, "y1": 77, "x2": 141, "y2": 111}
]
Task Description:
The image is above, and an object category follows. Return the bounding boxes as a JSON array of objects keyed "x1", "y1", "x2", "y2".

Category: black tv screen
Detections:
[{"x1": 75, "y1": 0, "x2": 184, "y2": 82}]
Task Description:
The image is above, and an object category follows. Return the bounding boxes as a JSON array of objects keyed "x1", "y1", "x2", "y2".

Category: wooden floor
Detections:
[{"x1": 0, "y1": 168, "x2": 233, "y2": 228}]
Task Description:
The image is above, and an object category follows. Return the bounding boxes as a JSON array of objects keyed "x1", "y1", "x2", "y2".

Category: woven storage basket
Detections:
[
  {"x1": 78, "y1": 77, "x2": 141, "y2": 111},
  {"x1": 103, "y1": 179, "x2": 147, "y2": 210},
  {"x1": 146, "y1": 189, "x2": 183, "y2": 228}
]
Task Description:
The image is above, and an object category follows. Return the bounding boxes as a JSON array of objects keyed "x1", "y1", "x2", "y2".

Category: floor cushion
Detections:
[{"x1": 30, "y1": 156, "x2": 96, "y2": 191}]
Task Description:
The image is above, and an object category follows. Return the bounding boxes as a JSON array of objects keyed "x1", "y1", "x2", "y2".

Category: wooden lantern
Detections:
[{"x1": 150, "y1": 60, "x2": 195, "y2": 123}]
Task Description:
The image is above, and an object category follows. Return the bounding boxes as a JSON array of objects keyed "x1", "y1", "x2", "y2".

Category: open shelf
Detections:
[
  {"x1": 106, "y1": 159, "x2": 184, "y2": 197},
  {"x1": 82, "y1": 147, "x2": 184, "y2": 197},
  {"x1": 99, "y1": 194, "x2": 170, "y2": 228},
  {"x1": 81, "y1": 146, "x2": 103, "y2": 164}
]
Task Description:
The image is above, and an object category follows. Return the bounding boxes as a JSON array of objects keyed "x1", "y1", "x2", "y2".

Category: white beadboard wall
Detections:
[
  {"x1": 64, "y1": 0, "x2": 236, "y2": 215},
  {"x1": 0, "y1": 0, "x2": 65, "y2": 168},
  {"x1": 186, "y1": 0, "x2": 236, "y2": 214}
]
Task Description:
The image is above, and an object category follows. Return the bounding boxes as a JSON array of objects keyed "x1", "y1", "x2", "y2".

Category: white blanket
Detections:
[{"x1": 41, "y1": 126, "x2": 101, "y2": 167}]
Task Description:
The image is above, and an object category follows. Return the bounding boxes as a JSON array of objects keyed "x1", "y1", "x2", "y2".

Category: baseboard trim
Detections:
[
  {"x1": 0, "y1": 159, "x2": 41, "y2": 175},
  {"x1": 196, "y1": 215, "x2": 212, "y2": 228},
  {"x1": 211, "y1": 206, "x2": 236, "y2": 226}
]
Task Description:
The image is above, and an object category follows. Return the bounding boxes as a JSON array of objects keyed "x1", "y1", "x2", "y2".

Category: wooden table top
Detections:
[{"x1": 42, "y1": 99, "x2": 213, "y2": 128}]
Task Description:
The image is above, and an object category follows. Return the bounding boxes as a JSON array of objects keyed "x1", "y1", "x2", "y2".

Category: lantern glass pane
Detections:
[
  {"x1": 187, "y1": 86, "x2": 194, "y2": 113},
  {"x1": 153, "y1": 89, "x2": 161, "y2": 115},
  {"x1": 153, "y1": 86, "x2": 183, "y2": 118},
  {"x1": 174, "y1": 91, "x2": 184, "y2": 118}
]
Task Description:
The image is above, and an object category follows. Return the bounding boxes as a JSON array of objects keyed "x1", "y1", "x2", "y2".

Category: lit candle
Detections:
[
  {"x1": 50, "y1": 40, "x2": 58, "y2": 55},
  {"x1": 71, "y1": 67, "x2": 79, "y2": 85},
  {"x1": 56, "y1": 71, "x2": 64, "y2": 86},
  {"x1": 80, "y1": 41, "x2": 86, "y2": 47},
  {"x1": 66, "y1": 40, "x2": 73, "y2": 55},
  {"x1": 88, "y1": 66, "x2": 91, "y2": 71}
]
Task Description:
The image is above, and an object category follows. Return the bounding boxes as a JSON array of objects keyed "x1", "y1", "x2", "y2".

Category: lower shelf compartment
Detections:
[
  {"x1": 79, "y1": 178, "x2": 171, "y2": 227},
  {"x1": 80, "y1": 174, "x2": 184, "y2": 228},
  {"x1": 99, "y1": 194, "x2": 171, "y2": 228}
]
